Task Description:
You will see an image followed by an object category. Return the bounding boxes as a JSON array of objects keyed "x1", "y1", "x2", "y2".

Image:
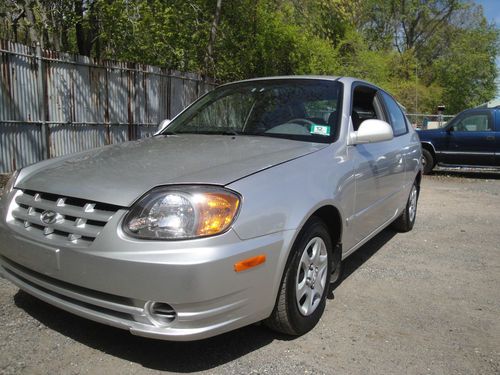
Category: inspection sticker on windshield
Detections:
[{"x1": 310, "y1": 125, "x2": 330, "y2": 136}]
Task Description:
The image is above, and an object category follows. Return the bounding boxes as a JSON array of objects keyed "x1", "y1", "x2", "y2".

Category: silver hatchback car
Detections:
[{"x1": 0, "y1": 76, "x2": 421, "y2": 341}]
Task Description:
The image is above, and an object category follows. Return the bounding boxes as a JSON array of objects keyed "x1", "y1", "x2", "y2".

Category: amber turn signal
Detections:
[
  {"x1": 234, "y1": 255, "x2": 266, "y2": 272},
  {"x1": 196, "y1": 192, "x2": 240, "y2": 236}
]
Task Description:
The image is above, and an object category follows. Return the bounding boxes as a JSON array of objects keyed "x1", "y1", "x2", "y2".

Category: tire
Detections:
[
  {"x1": 392, "y1": 181, "x2": 419, "y2": 232},
  {"x1": 330, "y1": 243, "x2": 343, "y2": 287},
  {"x1": 265, "y1": 217, "x2": 332, "y2": 336},
  {"x1": 422, "y1": 148, "x2": 435, "y2": 175}
]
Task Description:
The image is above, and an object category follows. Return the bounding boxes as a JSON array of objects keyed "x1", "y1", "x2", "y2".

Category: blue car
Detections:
[{"x1": 417, "y1": 108, "x2": 500, "y2": 174}]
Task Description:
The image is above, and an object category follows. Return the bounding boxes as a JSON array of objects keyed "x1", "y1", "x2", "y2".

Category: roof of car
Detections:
[{"x1": 218, "y1": 76, "x2": 369, "y2": 87}]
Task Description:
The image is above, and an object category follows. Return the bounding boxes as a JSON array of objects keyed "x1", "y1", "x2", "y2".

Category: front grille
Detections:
[{"x1": 10, "y1": 190, "x2": 120, "y2": 246}]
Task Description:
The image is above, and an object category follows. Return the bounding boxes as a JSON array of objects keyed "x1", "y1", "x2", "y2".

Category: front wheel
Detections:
[{"x1": 265, "y1": 217, "x2": 332, "y2": 335}]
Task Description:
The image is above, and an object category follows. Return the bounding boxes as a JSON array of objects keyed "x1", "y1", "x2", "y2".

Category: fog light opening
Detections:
[{"x1": 145, "y1": 301, "x2": 177, "y2": 327}]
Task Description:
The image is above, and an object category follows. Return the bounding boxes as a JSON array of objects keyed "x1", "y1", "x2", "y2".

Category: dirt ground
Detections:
[{"x1": 0, "y1": 170, "x2": 499, "y2": 375}]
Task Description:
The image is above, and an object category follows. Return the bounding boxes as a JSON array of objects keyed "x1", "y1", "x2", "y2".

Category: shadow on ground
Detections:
[
  {"x1": 329, "y1": 228, "x2": 396, "y2": 296},
  {"x1": 14, "y1": 228, "x2": 396, "y2": 373}
]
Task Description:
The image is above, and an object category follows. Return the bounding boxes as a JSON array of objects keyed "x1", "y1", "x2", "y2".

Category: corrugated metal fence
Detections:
[{"x1": 0, "y1": 40, "x2": 215, "y2": 173}]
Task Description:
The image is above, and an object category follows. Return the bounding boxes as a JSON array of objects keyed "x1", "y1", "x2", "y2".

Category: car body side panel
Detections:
[
  {"x1": 441, "y1": 130, "x2": 495, "y2": 165},
  {"x1": 228, "y1": 144, "x2": 355, "y2": 241},
  {"x1": 406, "y1": 131, "x2": 423, "y2": 177},
  {"x1": 349, "y1": 135, "x2": 406, "y2": 244},
  {"x1": 417, "y1": 129, "x2": 445, "y2": 153},
  {"x1": 227, "y1": 143, "x2": 355, "y2": 304}
]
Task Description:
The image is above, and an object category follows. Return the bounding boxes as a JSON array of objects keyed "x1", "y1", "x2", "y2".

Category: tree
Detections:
[
  {"x1": 204, "y1": 0, "x2": 222, "y2": 77},
  {"x1": 434, "y1": 20, "x2": 498, "y2": 113},
  {"x1": 0, "y1": 0, "x2": 497, "y2": 113}
]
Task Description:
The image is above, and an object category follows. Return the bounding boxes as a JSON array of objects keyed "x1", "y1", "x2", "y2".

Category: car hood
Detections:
[{"x1": 17, "y1": 134, "x2": 327, "y2": 206}]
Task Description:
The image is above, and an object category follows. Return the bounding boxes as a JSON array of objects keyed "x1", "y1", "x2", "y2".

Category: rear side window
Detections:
[{"x1": 381, "y1": 92, "x2": 407, "y2": 136}]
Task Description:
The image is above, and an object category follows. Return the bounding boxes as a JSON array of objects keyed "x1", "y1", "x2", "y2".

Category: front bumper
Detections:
[{"x1": 0, "y1": 191, "x2": 294, "y2": 341}]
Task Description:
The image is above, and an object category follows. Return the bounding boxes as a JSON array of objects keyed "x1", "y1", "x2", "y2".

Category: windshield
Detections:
[{"x1": 163, "y1": 79, "x2": 342, "y2": 143}]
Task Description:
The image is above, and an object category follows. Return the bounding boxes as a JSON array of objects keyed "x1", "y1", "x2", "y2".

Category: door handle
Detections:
[{"x1": 486, "y1": 135, "x2": 494, "y2": 141}]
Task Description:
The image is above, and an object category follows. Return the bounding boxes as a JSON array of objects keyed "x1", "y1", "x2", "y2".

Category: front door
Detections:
[
  {"x1": 350, "y1": 86, "x2": 404, "y2": 246},
  {"x1": 440, "y1": 110, "x2": 495, "y2": 166}
]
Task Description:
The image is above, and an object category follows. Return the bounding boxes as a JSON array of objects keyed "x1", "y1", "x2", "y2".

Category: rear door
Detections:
[{"x1": 439, "y1": 110, "x2": 495, "y2": 166}]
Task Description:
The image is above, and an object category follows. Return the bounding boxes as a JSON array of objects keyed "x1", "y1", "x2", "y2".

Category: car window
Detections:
[
  {"x1": 381, "y1": 92, "x2": 407, "y2": 136},
  {"x1": 454, "y1": 114, "x2": 492, "y2": 132},
  {"x1": 351, "y1": 85, "x2": 385, "y2": 131},
  {"x1": 166, "y1": 80, "x2": 342, "y2": 143},
  {"x1": 190, "y1": 93, "x2": 255, "y2": 130},
  {"x1": 303, "y1": 100, "x2": 338, "y2": 124}
]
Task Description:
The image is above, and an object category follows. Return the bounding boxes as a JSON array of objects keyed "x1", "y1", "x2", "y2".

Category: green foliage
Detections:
[
  {"x1": 433, "y1": 20, "x2": 499, "y2": 113},
  {"x1": 0, "y1": 0, "x2": 498, "y2": 114}
]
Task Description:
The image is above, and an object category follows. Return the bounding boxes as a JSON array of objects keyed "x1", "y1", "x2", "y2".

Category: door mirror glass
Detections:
[{"x1": 350, "y1": 119, "x2": 394, "y2": 145}]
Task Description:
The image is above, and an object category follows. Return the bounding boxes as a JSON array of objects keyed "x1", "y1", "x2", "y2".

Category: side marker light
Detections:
[{"x1": 234, "y1": 255, "x2": 266, "y2": 272}]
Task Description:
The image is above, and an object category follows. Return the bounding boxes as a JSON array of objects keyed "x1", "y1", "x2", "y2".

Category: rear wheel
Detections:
[
  {"x1": 392, "y1": 181, "x2": 419, "y2": 232},
  {"x1": 422, "y1": 148, "x2": 435, "y2": 175},
  {"x1": 265, "y1": 217, "x2": 332, "y2": 335}
]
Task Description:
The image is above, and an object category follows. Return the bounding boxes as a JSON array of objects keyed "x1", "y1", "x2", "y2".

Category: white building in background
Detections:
[{"x1": 477, "y1": 98, "x2": 500, "y2": 108}]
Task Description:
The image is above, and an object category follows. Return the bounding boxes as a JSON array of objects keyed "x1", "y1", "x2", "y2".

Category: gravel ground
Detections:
[
  {"x1": 0, "y1": 170, "x2": 499, "y2": 375},
  {"x1": 0, "y1": 175, "x2": 10, "y2": 194}
]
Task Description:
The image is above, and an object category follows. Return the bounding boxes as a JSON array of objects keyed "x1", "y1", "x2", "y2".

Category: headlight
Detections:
[
  {"x1": 2, "y1": 169, "x2": 20, "y2": 197},
  {"x1": 123, "y1": 186, "x2": 241, "y2": 240}
]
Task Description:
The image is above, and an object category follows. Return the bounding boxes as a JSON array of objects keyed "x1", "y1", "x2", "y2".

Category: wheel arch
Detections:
[
  {"x1": 280, "y1": 204, "x2": 343, "y2": 278},
  {"x1": 421, "y1": 141, "x2": 436, "y2": 157},
  {"x1": 310, "y1": 205, "x2": 343, "y2": 248}
]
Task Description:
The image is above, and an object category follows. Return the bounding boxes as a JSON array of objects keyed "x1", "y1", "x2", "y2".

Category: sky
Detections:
[{"x1": 475, "y1": 0, "x2": 500, "y2": 97}]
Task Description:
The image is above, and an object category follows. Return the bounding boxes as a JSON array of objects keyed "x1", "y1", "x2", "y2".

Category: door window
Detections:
[
  {"x1": 454, "y1": 114, "x2": 492, "y2": 132},
  {"x1": 351, "y1": 85, "x2": 385, "y2": 131}
]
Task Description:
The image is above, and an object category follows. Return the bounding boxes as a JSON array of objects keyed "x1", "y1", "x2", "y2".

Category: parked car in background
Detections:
[
  {"x1": 0, "y1": 76, "x2": 421, "y2": 341},
  {"x1": 417, "y1": 107, "x2": 500, "y2": 174}
]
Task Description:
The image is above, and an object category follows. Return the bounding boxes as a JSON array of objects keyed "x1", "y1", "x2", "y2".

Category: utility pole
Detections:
[{"x1": 415, "y1": 63, "x2": 418, "y2": 114}]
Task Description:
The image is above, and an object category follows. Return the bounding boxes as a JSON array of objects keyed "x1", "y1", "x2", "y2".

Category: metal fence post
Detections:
[
  {"x1": 35, "y1": 42, "x2": 49, "y2": 160},
  {"x1": 167, "y1": 70, "x2": 171, "y2": 120}
]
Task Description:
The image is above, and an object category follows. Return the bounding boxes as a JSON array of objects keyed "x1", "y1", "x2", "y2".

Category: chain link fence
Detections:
[{"x1": 406, "y1": 113, "x2": 455, "y2": 130}]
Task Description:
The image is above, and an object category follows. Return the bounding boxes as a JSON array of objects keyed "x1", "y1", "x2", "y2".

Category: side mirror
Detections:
[
  {"x1": 446, "y1": 126, "x2": 453, "y2": 133},
  {"x1": 155, "y1": 119, "x2": 171, "y2": 135},
  {"x1": 350, "y1": 119, "x2": 394, "y2": 145}
]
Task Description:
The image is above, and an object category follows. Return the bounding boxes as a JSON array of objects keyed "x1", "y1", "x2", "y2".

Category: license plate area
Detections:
[{"x1": 1, "y1": 235, "x2": 60, "y2": 277}]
